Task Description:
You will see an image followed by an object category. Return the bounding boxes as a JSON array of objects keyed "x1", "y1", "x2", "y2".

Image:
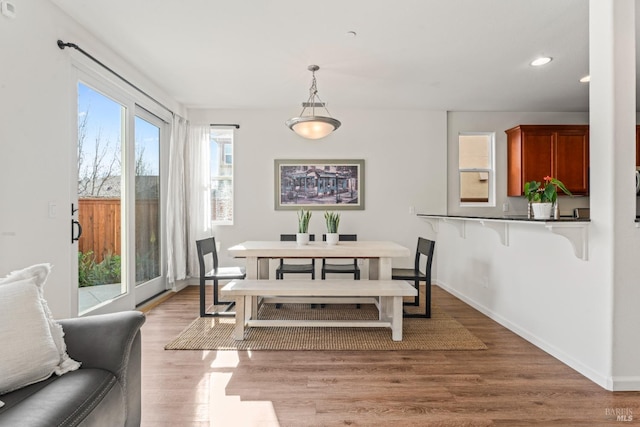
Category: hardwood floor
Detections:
[{"x1": 141, "y1": 285, "x2": 640, "y2": 426}]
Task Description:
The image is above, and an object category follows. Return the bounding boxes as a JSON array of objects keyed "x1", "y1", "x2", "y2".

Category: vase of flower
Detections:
[
  {"x1": 324, "y1": 211, "x2": 340, "y2": 245},
  {"x1": 296, "y1": 232, "x2": 310, "y2": 246},
  {"x1": 531, "y1": 202, "x2": 553, "y2": 219},
  {"x1": 524, "y1": 176, "x2": 572, "y2": 220},
  {"x1": 296, "y1": 209, "x2": 312, "y2": 245}
]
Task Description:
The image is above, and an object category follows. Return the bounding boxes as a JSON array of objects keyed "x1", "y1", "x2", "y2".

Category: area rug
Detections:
[{"x1": 164, "y1": 303, "x2": 487, "y2": 351}]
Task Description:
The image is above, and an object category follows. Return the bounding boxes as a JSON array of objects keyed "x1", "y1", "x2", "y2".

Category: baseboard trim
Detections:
[
  {"x1": 137, "y1": 290, "x2": 176, "y2": 313},
  {"x1": 608, "y1": 376, "x2": 640, "y2": 391}
]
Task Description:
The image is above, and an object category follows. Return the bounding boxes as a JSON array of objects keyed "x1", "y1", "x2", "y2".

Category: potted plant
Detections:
[
  {"x1": 324, "y1": 211, "x2": 340, "y2": 245},
  {"x1": 524, "y1": 176, "x2": 572, "y2": 219},
  {"x1": 296, "y1": 209, "x2": 312, "y2": 245}
]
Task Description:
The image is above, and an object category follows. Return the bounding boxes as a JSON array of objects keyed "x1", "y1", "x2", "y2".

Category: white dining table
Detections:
[{"x1": 227, "y1": 240, "x2": 410, "y2": 280}]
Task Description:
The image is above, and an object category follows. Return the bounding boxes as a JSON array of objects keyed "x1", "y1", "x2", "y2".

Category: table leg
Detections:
[
  {"x1": 233, "y1": 296, "x2": 246, "y2": 340},
  {"x1": 250, "y1": 295, "x2": 258, "y2": 319},
  {"x1": 258, "y1": 258, "x2": 270, "y2": 279},
  {"x1": 377, "y1": 257, "x2": 392, "y2": 280},
  {"x1": 369, "y1": 257, "x2": 392, "y2": 280},
  {"x1": 391, "y1": 296, "x2": 403, "y2": 341},
  {"x1": 369, "y1": 258, "x2": 378, "y2": 280},
  {"x1": 245, "y1": 256, "x2": 259, "y2": 280}
]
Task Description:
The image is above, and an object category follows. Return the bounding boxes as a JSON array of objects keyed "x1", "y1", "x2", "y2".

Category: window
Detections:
[
  {"x1": 458, "y1": 132, "x2": 495, "y2": 206},
  {"x1": 210, "y1": 127, "x2": 235, "y2": 224},
  {"x1": 223, "y1": 143, "x2": 232, "y2": 165}
]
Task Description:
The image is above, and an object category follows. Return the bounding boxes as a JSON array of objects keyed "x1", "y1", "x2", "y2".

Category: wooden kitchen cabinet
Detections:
[{"x1": 506, "y1": 125, "x2": 589, "y2": 196}]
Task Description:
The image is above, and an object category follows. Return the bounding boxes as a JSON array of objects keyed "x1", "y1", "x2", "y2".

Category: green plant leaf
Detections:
[
  {"x1": 298, "y1": 209, "x2": 311, "y2": 233},
  {"x1": 524, "y1": 180, "x2": 541, "y2": 201},
  {"x1": 324, "y1": 211, "x2": 340, "y2": 233},
  {"x1": 543, "y1": 185, "x2": 556, "y2": 203},
  {"x1": 551, "y1": 178, "x2": 572, "y2": 196}
]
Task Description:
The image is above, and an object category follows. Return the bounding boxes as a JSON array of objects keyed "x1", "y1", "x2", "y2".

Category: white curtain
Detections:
[
  {"x1": 166, "y1": 115, "x2": 189, "y2": 284},
  {"x1": 185, "y1": 125, "x2": 212, "y2": 277}
]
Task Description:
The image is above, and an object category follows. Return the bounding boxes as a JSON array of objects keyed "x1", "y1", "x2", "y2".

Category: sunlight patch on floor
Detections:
[
  {"x1": 208, "y1": 350, "x2": 240, "y2": 368},
  {"x1": 209, "y1": 372, "x2": 279, "y2": 426}
]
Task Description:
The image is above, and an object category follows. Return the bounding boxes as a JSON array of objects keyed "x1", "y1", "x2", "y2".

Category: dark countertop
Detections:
[{"x1": 417, "y1": 213, "x2": 591, "y2": 223}]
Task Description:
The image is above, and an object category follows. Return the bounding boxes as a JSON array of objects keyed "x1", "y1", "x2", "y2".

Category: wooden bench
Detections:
[{"x1": 220, "y1": 279, "x2": 418, "y2": 341}]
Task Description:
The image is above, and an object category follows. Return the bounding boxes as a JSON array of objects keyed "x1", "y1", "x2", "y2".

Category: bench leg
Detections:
[
  {"x1": 233, "y1": 296, "x2": 246, "y2": 340},
  {"x1": 379, "y1": 295, "x2": 393, "y2": 322},
  {"x1": 391, "y1": 296, "x2": 403, "y2": 341}
]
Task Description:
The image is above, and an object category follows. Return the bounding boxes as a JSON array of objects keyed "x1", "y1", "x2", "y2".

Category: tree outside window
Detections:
[{"x1": 210, "y1": 128, "x2": 234, "y2": 224}]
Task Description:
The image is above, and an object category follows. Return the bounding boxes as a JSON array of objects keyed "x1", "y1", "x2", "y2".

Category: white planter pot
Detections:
[
  {"x1": 325, "y1": 233, "x2": 339, "y2": 246},
  {"x1": 531, "y1": 202, "x2": 553, "y2": 219},
  {"x1": 296, "y1": 233, "x2": 310, "y2": 246}
]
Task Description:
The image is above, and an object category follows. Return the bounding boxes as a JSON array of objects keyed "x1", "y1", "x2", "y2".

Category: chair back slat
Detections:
[
  {"x1": 281, "y1": 234, "x2": 315, "y2": 242},
  {"x1": 414, "y1": 237, "x2": 435, "y2": 272},
  {"x1": 196, "y1": 237, "x2": 219, "y2": 274},
  {"x1": 321, "y1": 234, "x2": 357, "y2": 242}
]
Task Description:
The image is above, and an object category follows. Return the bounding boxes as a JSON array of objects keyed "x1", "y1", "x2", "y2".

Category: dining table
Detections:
[{"x1": 227, "y1": 240, "x2": 410, "y2": 280}]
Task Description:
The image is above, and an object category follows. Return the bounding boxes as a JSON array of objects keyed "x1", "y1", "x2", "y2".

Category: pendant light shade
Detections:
[
  {"x1": 286, "y1": 65, "x2": 341, "y2": 140},
  {"x1": 286, "y1": 116, "x2": 341, "y2": 140}
]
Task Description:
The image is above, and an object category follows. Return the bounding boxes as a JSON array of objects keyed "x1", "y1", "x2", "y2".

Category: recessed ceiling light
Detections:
[
  {"x1": 579, "y1": 75, "x2": 590, "y2": 83},
  {"x1": 530, "y1": 57, "x2": 552, "y2": 67},
  {"x1": 346, "y1": 31, "x2": 357, "y2": 38}
]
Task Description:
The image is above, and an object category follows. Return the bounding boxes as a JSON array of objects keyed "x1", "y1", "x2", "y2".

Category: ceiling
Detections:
[{"x1": 51, "y1": 0, "x2": 602, "y2": 112}]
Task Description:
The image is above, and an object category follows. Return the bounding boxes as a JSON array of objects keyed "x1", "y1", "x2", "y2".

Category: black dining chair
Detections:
[
  {"x1": 321, "y1": 234, "x2": 360, "y2": 280},
  {"x1": 275, "y1": 234, "x2": 316, "y2": 279},
  {"x1": 391, "y1": 237, "x2": 436, "y2": 318},
  {"x1": 196, "y1": 237, "x2": 246, "y2": 317},
  {"x1": 321, "y1": 233, "x2": 361, "y2": 308}
]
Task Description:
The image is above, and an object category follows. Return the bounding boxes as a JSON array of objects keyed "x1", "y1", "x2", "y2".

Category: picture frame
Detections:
[{"x1": 274, "y1": 159, "x2": 365, "y2": 210}]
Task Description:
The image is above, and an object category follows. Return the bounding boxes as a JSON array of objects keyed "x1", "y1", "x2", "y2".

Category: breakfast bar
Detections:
[{"x1": 418, "y1": 214, "x2": 590, "y2": 260}]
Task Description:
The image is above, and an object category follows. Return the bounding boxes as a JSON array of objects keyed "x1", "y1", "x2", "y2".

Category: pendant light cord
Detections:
[{"x1": 298, "y1": 67, "x2": 334, "y2": 118}]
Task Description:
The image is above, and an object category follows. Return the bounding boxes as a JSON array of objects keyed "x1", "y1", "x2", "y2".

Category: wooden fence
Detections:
[{"x1": 78, "y1": 198, "x2": 158, "y2": 263}]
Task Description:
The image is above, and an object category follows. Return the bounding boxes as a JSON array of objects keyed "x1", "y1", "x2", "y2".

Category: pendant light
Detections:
[{"x1": 286, "y1": 65, "x2": 341, "y2": 140}]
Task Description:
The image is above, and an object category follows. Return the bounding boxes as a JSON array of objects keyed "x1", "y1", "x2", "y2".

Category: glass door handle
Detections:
[{"x1": 71, "y1": 219, "x2": 82, "y2": 243}]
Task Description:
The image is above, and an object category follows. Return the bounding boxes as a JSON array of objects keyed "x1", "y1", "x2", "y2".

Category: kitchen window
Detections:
[{"x1": 458, "y1": 132, "x2": 495, "y2": 206}]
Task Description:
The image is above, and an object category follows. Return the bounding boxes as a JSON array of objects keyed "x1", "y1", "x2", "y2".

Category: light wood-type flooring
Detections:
[{"x1": 140, "y1": 285, "x2": 640, "y2": 426}]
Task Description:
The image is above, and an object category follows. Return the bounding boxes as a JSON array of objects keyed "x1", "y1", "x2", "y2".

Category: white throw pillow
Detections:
[{"x1": 0, "y1": 264, "x2": 81, "y2": 394}]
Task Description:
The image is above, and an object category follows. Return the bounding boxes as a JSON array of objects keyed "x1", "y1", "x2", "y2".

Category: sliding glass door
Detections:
[
  {"x1": 76, "y1": 82, "x2": 126, "y2": 314},
  {"x1": 134, "y1": 113, "x2": 165, "y2": 303},
  {"x1": 75, "y1": 78, "x2": 167, "y2": 315}
]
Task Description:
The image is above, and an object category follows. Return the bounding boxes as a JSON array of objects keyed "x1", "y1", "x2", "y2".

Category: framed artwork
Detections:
[{"x1": 274, "y1": 159, "x2": 365, "y2": 210}]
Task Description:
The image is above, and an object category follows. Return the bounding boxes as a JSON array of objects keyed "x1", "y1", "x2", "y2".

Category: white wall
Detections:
[
  {"x1": 187, "y1": 108, "x2": 447, "y2": 273},
  {"x1": 0, "y1": 0, "x2": 181, "y2": 318},
  {"x1": 431, "y1": 218, "x2": 612, "y2": 386}
]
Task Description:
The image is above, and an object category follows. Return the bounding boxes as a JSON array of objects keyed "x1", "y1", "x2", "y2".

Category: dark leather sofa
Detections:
[{"x1": 0, "y1": 310, "x2": 145, "y2": 427}]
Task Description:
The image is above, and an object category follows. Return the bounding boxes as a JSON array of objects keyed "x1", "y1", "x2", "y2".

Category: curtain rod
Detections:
[
  {"x1": 57, "y1": 39, "x2": 175, "y2": 117},
  {"x1": 210, "y1": 124, "x2": 240, "y2": 129}
]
